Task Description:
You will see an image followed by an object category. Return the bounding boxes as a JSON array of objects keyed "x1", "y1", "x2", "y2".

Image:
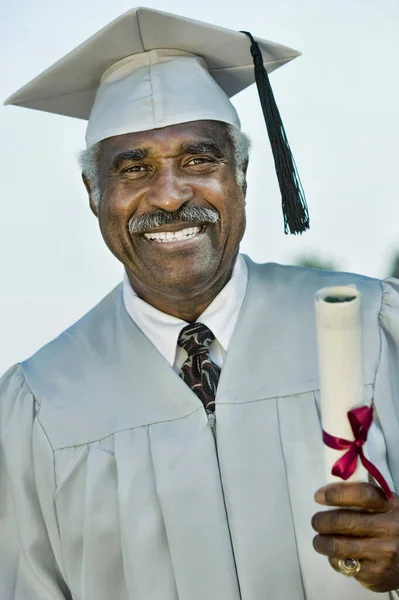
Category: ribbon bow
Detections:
[{"x1": 323, "y1": 405, "x2": 393, "y2": 500}]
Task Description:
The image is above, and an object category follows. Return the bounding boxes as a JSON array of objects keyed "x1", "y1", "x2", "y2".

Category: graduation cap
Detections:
[{"x1": 5, "y1": 7, "x2": 309, "y2": 234}]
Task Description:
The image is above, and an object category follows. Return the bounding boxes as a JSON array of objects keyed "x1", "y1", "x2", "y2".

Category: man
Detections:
[{"x1": 1, "y1": 7, "x2": 399, "y2": 600}]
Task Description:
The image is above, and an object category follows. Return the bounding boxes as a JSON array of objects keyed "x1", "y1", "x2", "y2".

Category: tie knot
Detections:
[{"x1": 178, "y1": 322, "x2": 216, "y2": 357}]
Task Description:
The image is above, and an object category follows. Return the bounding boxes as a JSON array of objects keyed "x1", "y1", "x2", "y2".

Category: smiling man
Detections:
[
  {"x1": 87, "y1": 121, "x2": 248, "y2": 322},
  {"x1": 2, "y1": 7, "x2": 399, "y2": 600}
]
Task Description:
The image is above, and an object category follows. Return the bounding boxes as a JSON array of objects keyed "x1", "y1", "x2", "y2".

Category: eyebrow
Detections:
[
  {"x1": 111, "y1": 140, "x2": 225, "y2": 171},
  {"x1": 111, "y1": 148, "x2": 149, "y2": 170},
  {"x1": 179, "y1": 141, "x2": 225, "y2": 158}
]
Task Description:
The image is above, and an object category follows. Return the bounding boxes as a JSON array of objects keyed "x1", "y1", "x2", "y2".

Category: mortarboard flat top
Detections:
[{"x1": 4, "y1": 7, "x2": 300, "y2": 121}]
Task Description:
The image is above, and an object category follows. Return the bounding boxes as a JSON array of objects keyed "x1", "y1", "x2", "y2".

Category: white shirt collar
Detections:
[{"x1": 123, "y1": 255, "x2": 248, "y2": 366}]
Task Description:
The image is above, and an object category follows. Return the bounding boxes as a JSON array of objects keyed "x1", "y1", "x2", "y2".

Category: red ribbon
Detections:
[{"x1": 322, "y1": 405, "x2": 393, "y2": 500}]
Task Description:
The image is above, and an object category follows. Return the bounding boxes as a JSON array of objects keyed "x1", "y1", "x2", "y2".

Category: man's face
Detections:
[{"x1": 91, "y1": 120, "x2": 247, "y2": 301}]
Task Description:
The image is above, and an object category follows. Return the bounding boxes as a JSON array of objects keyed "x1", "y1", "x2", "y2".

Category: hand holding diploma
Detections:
[{"x1": 311, "y1": 285, "x2": 399, "y2": 592}]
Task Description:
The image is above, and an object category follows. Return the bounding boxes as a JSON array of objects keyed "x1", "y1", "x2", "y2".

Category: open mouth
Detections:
[{"x1": 142, "y1": 225, "x2": 204, "y2": 243}]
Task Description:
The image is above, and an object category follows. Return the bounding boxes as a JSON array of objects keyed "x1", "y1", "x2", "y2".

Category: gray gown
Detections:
[{"x1": 1, "y1": 257, "x2": 399, "y2": 599}]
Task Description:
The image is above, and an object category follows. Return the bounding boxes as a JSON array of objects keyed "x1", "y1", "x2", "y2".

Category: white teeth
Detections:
[{"x1": 143, "y1": 226, "x2": 201, "y2": 242}]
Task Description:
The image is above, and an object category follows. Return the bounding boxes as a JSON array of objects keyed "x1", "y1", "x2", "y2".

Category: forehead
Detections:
[{"x1": 99, "y1": 120, "x2": 230, "y2": 160}]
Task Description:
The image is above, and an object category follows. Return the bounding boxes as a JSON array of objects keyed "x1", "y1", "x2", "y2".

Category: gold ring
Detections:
[{"x1": 337, "y1": 558, "x2": 361, "y2": 577}]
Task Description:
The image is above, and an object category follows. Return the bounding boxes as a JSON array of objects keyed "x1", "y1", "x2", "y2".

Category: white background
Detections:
[{"x1": 1, "y1": 0, "x2": 399, "y2": 373}]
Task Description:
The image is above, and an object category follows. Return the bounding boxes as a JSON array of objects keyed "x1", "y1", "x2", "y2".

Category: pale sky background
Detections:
[{"x1": 1, "y1": 0, "x2": 399, "y2": 374}]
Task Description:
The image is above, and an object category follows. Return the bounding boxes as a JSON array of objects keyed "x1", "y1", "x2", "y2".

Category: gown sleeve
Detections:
[
  {"x1": 376, "y1": 279, "x2": 399, "y2": 600},
  {"x1": 376, "y1": 278, "x2": 399, "y2": 491},
  {"x1": 379, "y1": 277, "x2": 399, "y2": 386},
  {"x1": 0, "y1": 365, "x2": 71, "y2": 599}
]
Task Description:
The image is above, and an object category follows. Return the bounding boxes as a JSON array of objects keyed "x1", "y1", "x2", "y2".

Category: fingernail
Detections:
[{"x1": 315, "y1": 487, "x2": 327, "y2": 504}]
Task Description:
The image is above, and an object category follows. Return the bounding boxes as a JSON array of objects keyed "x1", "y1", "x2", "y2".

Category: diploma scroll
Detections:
[{"x1": 315, "y1": 286, "x2": 368, "y2": 484}]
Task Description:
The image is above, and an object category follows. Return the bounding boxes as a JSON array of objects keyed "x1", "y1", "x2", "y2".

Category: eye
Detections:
[
  {"x1": 122, "y1": 165, "x2": 149, "y2": 173},
  {"x1": 120, "y1": 164, "x2": 151, "y2": 180},
  {"x1": 186, "y1": 156, "x2": 215, "y2": 166}
]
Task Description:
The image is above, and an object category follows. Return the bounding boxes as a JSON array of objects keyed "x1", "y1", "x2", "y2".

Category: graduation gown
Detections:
[{"x1": 1, "y1": 257, "x2": 399, "y2": 600}]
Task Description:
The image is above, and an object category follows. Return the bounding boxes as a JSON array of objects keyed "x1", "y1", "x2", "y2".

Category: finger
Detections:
[
  {"x1": 312, "y1": 509, "x2": 395, "y2": 537},
  {"x1": 314, "y1": 483, "x2": 392, "y2": 512},
  {"x1": 313, "y1": 534, "x2": 397, "y2": 560}
]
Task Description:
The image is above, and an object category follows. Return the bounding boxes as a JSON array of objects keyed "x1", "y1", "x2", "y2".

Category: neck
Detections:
[{"x1": 127, "y1": 265, "x2": 235, "y2": 322}]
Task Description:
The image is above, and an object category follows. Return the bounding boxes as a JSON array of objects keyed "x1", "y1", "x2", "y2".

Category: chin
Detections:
[{"x1": 150, "y1": 263, "x2": 217, "y2": 296}]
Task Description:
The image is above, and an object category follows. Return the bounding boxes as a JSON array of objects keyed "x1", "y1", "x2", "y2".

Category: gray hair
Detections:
[
  {"x1": 79, "y1": 142, "x2": 103, "y2": 207},
  {"x1": 79, "y1": 123, "x2": 251, "y2": 207}
]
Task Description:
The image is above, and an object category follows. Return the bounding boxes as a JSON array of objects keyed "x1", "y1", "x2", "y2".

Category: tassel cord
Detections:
[{"x1": 241, "y1": 31, "x2": 309, "y2": 234}]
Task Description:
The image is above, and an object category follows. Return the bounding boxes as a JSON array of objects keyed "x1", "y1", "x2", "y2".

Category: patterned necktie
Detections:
[{"x1": 177, "y1": 322, "x2": 221, "y2": 412}]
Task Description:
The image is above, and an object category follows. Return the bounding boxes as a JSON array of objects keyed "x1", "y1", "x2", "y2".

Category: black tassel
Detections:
[{"x1": 241, "y1": 31, "x2": 309, "y2": 235}]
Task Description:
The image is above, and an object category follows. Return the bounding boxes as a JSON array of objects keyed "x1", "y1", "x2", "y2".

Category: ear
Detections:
[{"x1": 82, "y1": 174, "x2": 98, "y2": 217}]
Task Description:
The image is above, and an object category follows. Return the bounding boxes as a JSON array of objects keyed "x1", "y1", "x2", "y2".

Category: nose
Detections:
[{"x1": 145, "y1": 165, "x2": 194, "y2": 212}]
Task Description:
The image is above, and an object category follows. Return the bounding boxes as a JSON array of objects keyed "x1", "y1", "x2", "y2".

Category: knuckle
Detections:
[
  {"x1": 379, "y1": 519, "x2": 397, "y2": 538},
  {"x1": 374, "y1": 522, "x2": 390, "y2": 537},
  {"x1": 335, "y1": 536, "x2": 362, "y2": 558},
  {"x1": 346, "y1": 537, "x2": 362, "y2": 557},
  {"x1": 333, "y1": 510, "x2": 357, "y2": 535},
  {"x1": 326, "y1": 536, "x2": 344, "y2": 557},
  {"x1": 342, "y1": 515, "x2": 359, "y2": 535},
  {"x1": 328, "y1": 538, "x2": 341, "y2": 556},
  {"x1": 336, "y1": 510, "x2": 359, "y2": 533},
  {"x1": 362, "y1": 484, "x2": 377, "y2": 506},
  {"x1": 357, "y1": 483, "x2": 382, "y2": 509},
  {"x1": 380, "y1": 539, "x2": 399, "y2": 561}
]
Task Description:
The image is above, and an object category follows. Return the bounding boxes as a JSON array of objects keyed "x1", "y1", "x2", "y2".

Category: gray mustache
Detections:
[{"x1": 128, "y1": 206, "x2": 220, "y2": 234}]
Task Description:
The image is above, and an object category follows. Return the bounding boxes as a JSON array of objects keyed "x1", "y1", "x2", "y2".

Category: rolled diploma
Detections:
[{"x1": 315, "y1": 286, "x2": 368, "y2": 483}]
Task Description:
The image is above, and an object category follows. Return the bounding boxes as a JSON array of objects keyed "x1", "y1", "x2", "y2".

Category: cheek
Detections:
[
  {"x1": 229, "y1": 208, "x2": 246, "y2": 244},
  {"x1": 200, "y1": 174, "x2": 238, "y2": 203},
  {"x1": 96, "y1": 198, "x2": 132, "y2": 260},
  {"x1": 203, "y1": 175, "x2": 243, "y2": 209},
  {"x1": 224, "y1": 204, "x2": 246, "y2": 253},
  {"x1": 98, "y1": 186, "x2": 141, "y2": 233},
  {"x1": 218, "y1": 190, "x2": 246, "y2": 236}
]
